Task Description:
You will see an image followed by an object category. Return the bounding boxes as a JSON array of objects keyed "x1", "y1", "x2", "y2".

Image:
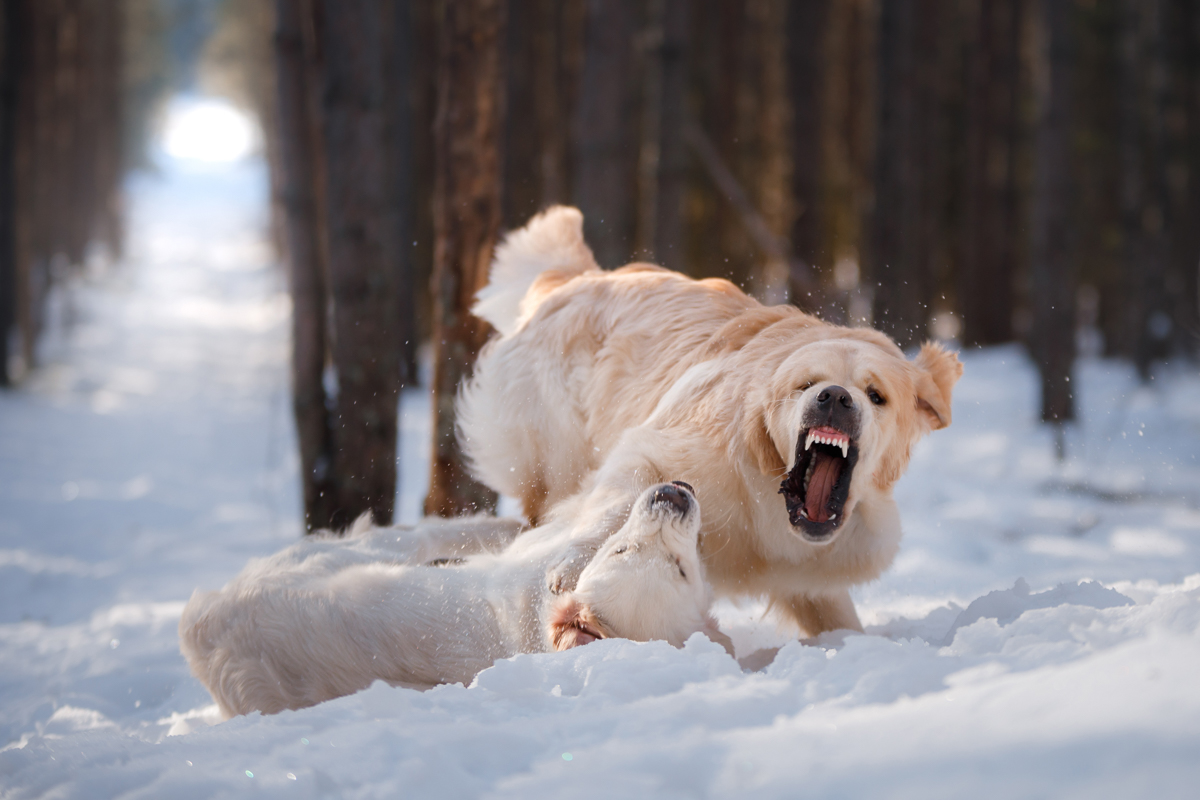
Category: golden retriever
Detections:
[
  {"x1": 459, "y1": 206, "x2": 962, "y2": 636},
  {"x1": 180, "y1": 482, "x2": 721, "y2": 717}
]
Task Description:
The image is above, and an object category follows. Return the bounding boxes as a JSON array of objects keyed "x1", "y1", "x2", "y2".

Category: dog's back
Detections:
[
  {"x1": 461, "y1": 231, "x2": 758, "y2": 522},
  {"x1": 180, "y1": 535, "x2": 516, "y2": 716}
]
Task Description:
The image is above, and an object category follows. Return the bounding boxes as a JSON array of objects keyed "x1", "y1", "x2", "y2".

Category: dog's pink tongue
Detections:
[{"x1": 805, "y1": 451, "x2": 843, "y2": 523}]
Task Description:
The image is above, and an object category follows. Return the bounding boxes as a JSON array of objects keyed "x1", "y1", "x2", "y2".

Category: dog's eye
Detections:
[
  {"x1": 613, "y1": 545, "x2": 627, "y2": 555},
  {"x1": 798, "y1": 381, "x2": 813, "y2": 392},
  {"x1": 867, "y1": 388, "x2": 887, "y2": 406}
]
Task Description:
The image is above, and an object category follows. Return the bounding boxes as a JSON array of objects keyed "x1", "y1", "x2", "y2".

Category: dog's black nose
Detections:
[
  {"x1": 816, "y1": 385, "x2": 855, "y2": 409},
  {"x1": 650, "y1": 483, "x2": 691, "y2": 514}
]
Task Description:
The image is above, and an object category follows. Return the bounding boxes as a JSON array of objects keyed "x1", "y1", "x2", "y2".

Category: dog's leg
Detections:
[{"x1": 779, "y1": 589, "x2": 863, "y2": 638}]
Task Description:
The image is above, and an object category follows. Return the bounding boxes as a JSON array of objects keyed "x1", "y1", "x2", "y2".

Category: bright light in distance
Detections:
[{"x1": 161, "y1": 98, "x2": 258, "y2": 163}]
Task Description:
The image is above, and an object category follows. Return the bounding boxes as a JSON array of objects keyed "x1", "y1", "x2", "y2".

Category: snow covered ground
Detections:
[{"x1": 2, "y1": 155, "x2": 1199, "y2": 798}]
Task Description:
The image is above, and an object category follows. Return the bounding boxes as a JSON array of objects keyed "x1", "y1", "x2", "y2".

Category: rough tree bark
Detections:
[
  {"x1": 503, "y1": 0, "x2": 540, "y2": 228},
  {"x1": 634, "y1": 0, "x2": 686, "y2": 270},
  {"x1": 572, "y1": 0, "x2": 636, "y2": 268},
  {"x1": 0, "y1": 0, "x2": 18, "y2": 385},
  {"x1": 869, "y1": 0, "x2": 926, "y2": 348},
  {"x1": 788, "y1": 0, "x2": 830, "y2": 276},
  {"x1": 1119, "y1": 0, "x2": 1171, "y2": 378},
  {"x1": 424, "y1": 0, "x2": 504, "y2": 517},
  {"x1": 275, "y1": 0, "x2": 336, "y2": 531},
  {"x1": 960, "y1": 0, "x2": 1021, "y2": 346},
  {"x1": 314, "y1": 0, "x2": 405, "y2": 526},
  {"x1": 1029, "y1": 0, "x2": 1076, "y2": 428},
  {"x1": 390, "y1": 0, "x2": 417, "y2": 387}
]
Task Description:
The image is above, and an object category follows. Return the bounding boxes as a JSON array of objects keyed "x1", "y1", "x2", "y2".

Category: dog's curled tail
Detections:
[{"x1": 473, "y1": 205, "x2": 599, "y2": 337}]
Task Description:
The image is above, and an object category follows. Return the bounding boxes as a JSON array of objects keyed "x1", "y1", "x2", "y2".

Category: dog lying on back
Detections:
[{"x1": 180, "y1": 483, "x2": 724, "y2": 717}]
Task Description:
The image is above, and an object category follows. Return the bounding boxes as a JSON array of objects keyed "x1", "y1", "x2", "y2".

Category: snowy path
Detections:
[{"x1": 2, "y1": 162, "x2": 1199, "y2": 798}]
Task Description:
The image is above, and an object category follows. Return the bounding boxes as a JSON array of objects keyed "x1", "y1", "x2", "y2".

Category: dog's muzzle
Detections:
[{"x1": 779, "y1": 385, "x2": 861, "y2": 542}]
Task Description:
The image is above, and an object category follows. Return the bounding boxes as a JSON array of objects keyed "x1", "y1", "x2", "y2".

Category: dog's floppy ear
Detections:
[
  {"x1": 913, "y1": 342, "x2": 962, "y2": 430},
  {"x1": 741, "y1": 409, "x2": 786, "y2": 475}
]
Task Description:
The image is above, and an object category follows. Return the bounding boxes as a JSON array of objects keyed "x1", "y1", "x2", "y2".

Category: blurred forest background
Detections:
[{"x1": 0, "y1": 0, "x2": 1197, "y2": 531}]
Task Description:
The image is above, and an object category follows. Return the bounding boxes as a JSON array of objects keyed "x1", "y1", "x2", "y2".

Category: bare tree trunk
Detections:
[
  {"x1": 313, "y1": 0, "x2": 405, "y2": 527},
  {"x1": 411, "y1": 0, "x2": 437, "y2": 359},
  {"x1": 0, "y1": 0, "x2": 17, "y2": 385},
  {"x1": 572, "y1": 0, "x2": 636, "y2": 268},
  {"x1": 425, "y1": 0, "x2": 504, "y2": 517},
  {"x1": 788, "y1": 0, "x2": 830, "y2": 276},
  {"x1": 16, "y1": 0, "x2": 54, "y2": 371},
  {"x1": 1029, "y1": 0, "x2": 1076, "y2": 425},
  {"x1": 1120, "y1": 0, "x2": 1172, "y2": 378},
  {"x1": 749, "y1": 0, "x2": 792, "y2": 304},
  {"x1": 961, "y1": 0, "x2": 1020, "y2": 346},
  {"x1": 635, "y1": 0, "x2": 664, "y2": 262},
  {"x1": 390, "y1": 0, "x2": 417, "y2": 387},
  {"x1": 503, "y1": 0, "x2": 539, "y2": 228},
  {"x1": 633, "y1": 0, "x2": 686, "y2": 270},
  {"x1": 275, "y1": 0, "x2": 335, "y2": 531},
  {"x1": 869, "y1": 0, "x2": 926, "y2": 347},
  {"x1": 1166, "y1": 0, "x2": 1200, "y2": 357},
  {"x1": 93, "y1": 0, "x2": 123, "y2": 261},
  {"x1": 535, "y1": 0, "x2": 581, "y2": 207},
  {"x1": 653, "y1": 0, "x2": 687, "y2": 271}
]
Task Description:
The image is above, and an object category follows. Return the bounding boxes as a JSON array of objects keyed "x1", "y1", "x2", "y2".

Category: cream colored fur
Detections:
[
  {"x1": 180, "y1": 484, "x2": 717, "y2": 718},
  {"x1": 458, "y1": 206, "x2": 963, "y2": 636}
]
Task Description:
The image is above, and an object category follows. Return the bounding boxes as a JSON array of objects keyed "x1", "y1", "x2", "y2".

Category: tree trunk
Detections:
[
  {"x1": 1119, "y1": 0, "x2": 1171, "y2": 378},
  {"x1": 1029, "y1": 0, "x2": 1076, "y2": 424},
  {"x1": 634, "y1": 0, "x2": 687, "y2": 270},
  {"x1": 503, "y1": 0, "x2": 539, "y2": 228},
  {"x1": 960, "y1": 0, "x2": 1020, "y2": 346},
  {"x1": 390, "y1": 0, "x2": 417, "y2": 387},
  {"x1": 869, "y1": 0, "x2": 926, "y2": 347},
  {"x1": 424, "y1": 0, "x2": 504, "y2": 517},
  {"x1": 748, "y1": 0, "x2": 792, "y2": 304},
  {"x1": 572, "y1": 0, "x2": 636, "y2": 268},
  {"x1": 1166, "y1": 0, "x2": 1200, "y2": 357},
  {"x1": 275, "y1": 0, "x2": 336, "y2": 531},
  {"x1": 0, "y1": 0, "x2": 18, "y2": 385},
  {"x1": 314, "y1": 0, "x2": 405, "y2": 527},
  {"x1": 788, "y1": 0, "x2": 830, "y2": 276},
  {"x1": 410, "y1": 0, "x2": 437, "y2": 363}
]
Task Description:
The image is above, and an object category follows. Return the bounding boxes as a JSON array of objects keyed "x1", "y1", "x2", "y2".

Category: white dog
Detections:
[
  {"x1": 459, "y1": 206, "x2": 962, "y2": 636},
  {"x1": 180, "y1": 482, "x2": 723, "y2": 717}
]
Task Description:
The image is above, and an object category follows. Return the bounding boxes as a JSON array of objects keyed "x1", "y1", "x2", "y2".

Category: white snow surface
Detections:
[{"x1": 3, "y1": 159, "x2": 1200, "y2": 798}]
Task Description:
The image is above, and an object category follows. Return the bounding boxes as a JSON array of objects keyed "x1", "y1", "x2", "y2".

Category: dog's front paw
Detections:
[{"x1": 545, "y1": 550, "x2": 590, "y2": 595}]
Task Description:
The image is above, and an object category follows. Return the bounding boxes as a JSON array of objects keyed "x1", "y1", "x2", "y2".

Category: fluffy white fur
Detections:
[
  {"x1": 180, "y1": 484, "x2": 719, "y2": 718},
  {"x1": 459, "y1": 206, "x2": 963, "y2": 636},
  {"x1": 473, "y1": 206, "x2": 600, "y2": 337}
]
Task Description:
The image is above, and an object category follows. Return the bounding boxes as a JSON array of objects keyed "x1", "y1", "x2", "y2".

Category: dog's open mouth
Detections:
[
  {"x1": 549, "y1": 599, "x2": 612, "y2": 650},
  {"x1": 559, "y1": 618, "x2": 606, "y2": 648},
  {"x1": 778, "y1": 425, "x2": 859, "y2": 541}
]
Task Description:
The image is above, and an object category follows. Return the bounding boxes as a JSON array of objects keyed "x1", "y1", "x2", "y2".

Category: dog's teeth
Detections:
[
  {"x1": 805, "y1": 431, "x2": 815, "y2": 451},
  {"x1": 840, "y1": 441, "x2": 848, "y2": 458}
]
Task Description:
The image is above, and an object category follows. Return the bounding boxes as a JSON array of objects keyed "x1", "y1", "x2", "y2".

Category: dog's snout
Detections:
[
  {"x1": 669, "y1": 480, "x2": 695, "y2": 496},
  {"x1": 650, "y1": 483, "x2": 691, "y2": 514},
  {"x1": 817, "y1": 385, "x2": 854, "y2": 410}
]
